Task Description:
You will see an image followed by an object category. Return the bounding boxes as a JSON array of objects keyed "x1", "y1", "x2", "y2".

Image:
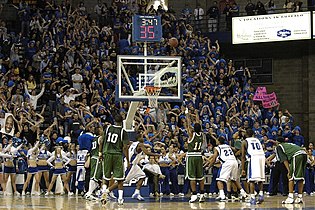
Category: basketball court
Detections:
[{"x1": 0, "y1": 195, "x2": 313, "y2": 210}]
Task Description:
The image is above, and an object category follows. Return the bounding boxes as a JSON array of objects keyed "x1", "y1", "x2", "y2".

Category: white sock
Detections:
[
  {"x1": 289, "y1": 193, "x2": 294, "y2": 198},
  {"x1": 219, "y1": 189, "x2": 225, "y2": 198},
  {"x1": 259, "y1": 191, "x2": 264, "y2": 196},
  {"x1": 298, "y1": 194, "x2": 302, "y2": 198},
  {"x1": 102, "y1": 185, "x2": 107, "y2": 192},
  {"x1": 88, "y1": 180, "x2": 97, "y2": 194},
  {"x1": 240, "y1": 189, "x2": 246, "y2": 195},
  {"x1": 118, "y1": 190, "x2": 123, "y2": 200},
  {"x1": 251, "y1": 194, "x2": 255, "y2": 199},
  {"x1": 134, "y1": 189, "x2": 140, "y2": 195}
]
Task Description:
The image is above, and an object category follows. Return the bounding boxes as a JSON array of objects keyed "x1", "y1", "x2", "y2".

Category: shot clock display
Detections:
[{"x1": 132, "y1": 15, "x2": 162, "y2": 42}]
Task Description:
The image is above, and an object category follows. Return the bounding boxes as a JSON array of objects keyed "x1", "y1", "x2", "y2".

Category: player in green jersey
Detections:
[
  {"x1": 185, "y1": 113, "x2": 207, "y2": 203},
  {"x1": 85, "y1": 126, "x2": 103, "y2": 200},
  {"x1": 99, "y1": 115, "x2": 130, "y2": 205},
  {"x1": 267, "y1": 137, "x2": 307, "y2": 204}
]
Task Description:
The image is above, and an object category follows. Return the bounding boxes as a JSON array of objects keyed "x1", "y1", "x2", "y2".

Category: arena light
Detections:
[{"x1": 153, "y1": 0, "x2": 168, "y2": 11}]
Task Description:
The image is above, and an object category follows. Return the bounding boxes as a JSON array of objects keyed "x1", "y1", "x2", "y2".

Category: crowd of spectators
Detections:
[{"x1": 0, "y1": 0, "x2": 313, "y2": 196}]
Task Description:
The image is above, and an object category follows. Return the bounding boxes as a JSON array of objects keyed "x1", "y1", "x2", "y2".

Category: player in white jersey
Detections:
[
  {"x1": 208, "y1": 137, "x2": 247, "y2": 201},
  {"x1": 241, "y1": 129, "x2": 265, "y2": 205},
  {"x1": 106, "y1": 134, "x2": 160, "y2": 201}
]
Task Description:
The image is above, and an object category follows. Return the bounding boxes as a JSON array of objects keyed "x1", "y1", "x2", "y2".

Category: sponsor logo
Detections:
[{"x1": 277, "y1": 29, "x2": 291, "y2": 38}]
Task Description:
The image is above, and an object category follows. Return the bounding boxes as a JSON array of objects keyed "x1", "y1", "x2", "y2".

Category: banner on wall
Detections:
[{"x1": 232, "y1": 12, "x2": 311, "y2": 44}]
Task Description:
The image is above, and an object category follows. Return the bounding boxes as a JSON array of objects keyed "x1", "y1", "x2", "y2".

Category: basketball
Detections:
[{"x1": 169, "y1": 37, "x2": 179, "y2": 47}]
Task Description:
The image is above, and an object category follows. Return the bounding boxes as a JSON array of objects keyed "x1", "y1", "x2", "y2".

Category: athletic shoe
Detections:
[
  {"x1": 208, "y1": 193, "x2": 213, "y2": 197},
  {"x1": 231, "y1": 194, "x2": 239, "y2": 201},
  {"x1": 68, "y1": 192, "x2": 74, "y2": 197},
  {"x1": 215, "y1": 196, "x2": 227, "y2": 202},
  {"x1": 179, "y1": 193, "x2": 185, "y2": 197},
  {"x1": 45, "y1": 192, "x2": 53, "y2": 196},
  {"x1": 22, "y1": 191, "x2": 26, "y2": 196},
  {"x1": 189, "y1": 195, "x2": 198, "y2": 203},
  {"x1": 26, "y1": 192, "x2": 31, "y2": 195},
  {"x1": 85, "y1": 193, "x2": 97, "y2": 201},
  {"x1": 101, "y1": 192, "x2": 108, "y2": 205},
  {"x1": 199, "y1": 194, "x2": 205, "y2": 203},
  {"x1": 118, "y1": 198, "x2": 124, "y2": 205},
  {"x1": 14, "y1": 192, "x2": 20, "y2": 196},
  {"x1": 108, "y1": 192, "x2": 117, "y2": 200},
  {"x1": 240, "y1": 193, "x2": 248, "y2": 201},
  {"x1": 84, "y1": 193, "x2": 91, "y2": 199},
  {"x1": 170, "y1": 193, "x2": 175, "y2": 197},
  {"x1": 249, "y1": 197, "x2": 256, "y2": 205},
  {"x1": 282, "y1": 197, "x2": 294, "y2": 204},
  {"x1": 149, "y1": 193, "x2": 155, "y2": 198},
  {"x1": 257, "y1": 195, "x2": 264, "y2": 204},
  {"x1": 294, "y1": 197, "x2": 303, "y2": 204},
  {"x1": 204, "y1": 193, "x2": 208, "y2": 198},
  {"x1": 34, "y1": 192, "x2": 41, "y2": 196},
  {"x1": 88, "y1": 194, "x2": 99, "y2": 201},
  {"x1": 132, "y1": 193, "x2": 145, "y2": 201},
  {"x1": 159, "y1": 193, "x2": 163, "y2": 196}
]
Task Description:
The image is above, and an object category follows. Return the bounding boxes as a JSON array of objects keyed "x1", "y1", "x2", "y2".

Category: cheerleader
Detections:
[
  {"x1": 45, "y1": 146, "x2": 73, "y2": 196},
  {"x1": 22, "y1": 141, "x2": 40, "y2": 196},
  {"x1": 3, "y1": 141, "x2": 23, "y2": 196},
  {"x1": 0, "y1": 143, "x2": 14, "y2": 193},
  {"x1": 37, "y1": 144, "x2": 52, "y2": 192},
  {"x1": 66, "y1": 143, "x2": 77, "y2": 192}
]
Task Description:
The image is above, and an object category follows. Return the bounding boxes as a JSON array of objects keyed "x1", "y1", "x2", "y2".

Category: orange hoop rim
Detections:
[{"x1": 144, "y1": 86, "x2": 161, "y2": 94}]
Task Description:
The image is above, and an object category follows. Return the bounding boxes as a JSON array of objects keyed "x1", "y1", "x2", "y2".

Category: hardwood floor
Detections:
[{"x1": 0, "y1": 194, "x2": 312, "y2": 210}]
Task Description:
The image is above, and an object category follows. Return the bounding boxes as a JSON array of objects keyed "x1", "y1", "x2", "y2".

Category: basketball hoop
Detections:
[{"x1": 144, "y1": 86, "x2": 161, "y2": 108}]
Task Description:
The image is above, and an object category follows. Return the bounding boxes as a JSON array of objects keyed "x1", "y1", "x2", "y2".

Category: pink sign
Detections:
[
  {"x1": 253, "y1": 87, "x2": 267, "y2": 101},
  {"x1": 262, "y1": 99, "x2": 279, "y2": 108},
  {"x1": 262, "y1": 92, "x2": 277, "y2": 101}
]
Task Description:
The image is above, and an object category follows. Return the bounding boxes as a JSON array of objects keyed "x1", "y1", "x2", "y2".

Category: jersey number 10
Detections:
[
  {"x1": 251, "y1": 143, "x2": 261, "y2": 150},
  {"x1": 107, "y1": 132, "x2": 118, "y2": 144}
]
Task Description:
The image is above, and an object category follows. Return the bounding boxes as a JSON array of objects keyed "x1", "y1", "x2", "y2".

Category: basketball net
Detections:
[{"x1": 144, "y1": 86, "x2": 161, "y2": 108}]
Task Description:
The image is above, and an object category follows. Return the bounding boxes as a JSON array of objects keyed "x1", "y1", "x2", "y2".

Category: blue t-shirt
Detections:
[
  {"x1": 292, "y1": 135, "x2": 304, "y2": 147},
  {"x1": 77, "y1": 132, "x2": 95, "y2": 151}
]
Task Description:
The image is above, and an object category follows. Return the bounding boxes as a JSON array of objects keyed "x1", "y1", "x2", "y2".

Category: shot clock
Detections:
[{"x1": 132, "y1": 15, "x2": 162, "y2": 42}]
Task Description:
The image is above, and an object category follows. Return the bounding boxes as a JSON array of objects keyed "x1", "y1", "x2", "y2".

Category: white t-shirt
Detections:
[{"x1": 72, "y1": 74, "x2": 83, "y2": 91}]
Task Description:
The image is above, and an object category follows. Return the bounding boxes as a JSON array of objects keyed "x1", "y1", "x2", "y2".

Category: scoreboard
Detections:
[{"x1": 132, "y1": 15, "x2": 162, "y2": 42}]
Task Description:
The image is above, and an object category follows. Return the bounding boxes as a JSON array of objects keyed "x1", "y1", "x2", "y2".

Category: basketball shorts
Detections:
[
  {"x1": 289, "y1": 154, "x2": 307, "y2": 181},
  {"x1": 90, "y1": 157, "x2": 103, "y2": 181},
  {"x1": 217, "y1": 160, "x2": 239, "y2": 183},
  {"x1": 247, "y1": 155, "x2": 265, "y2": 182},
  {"x1": 103, "y1": 153, "x2": 124, "y2": 181},
  {"x1": 185, "y1": 156, "x2": 204, "y2": 181},
  {"x1": 124, "y1": 163, "x2": 146, "y2": 183}
]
